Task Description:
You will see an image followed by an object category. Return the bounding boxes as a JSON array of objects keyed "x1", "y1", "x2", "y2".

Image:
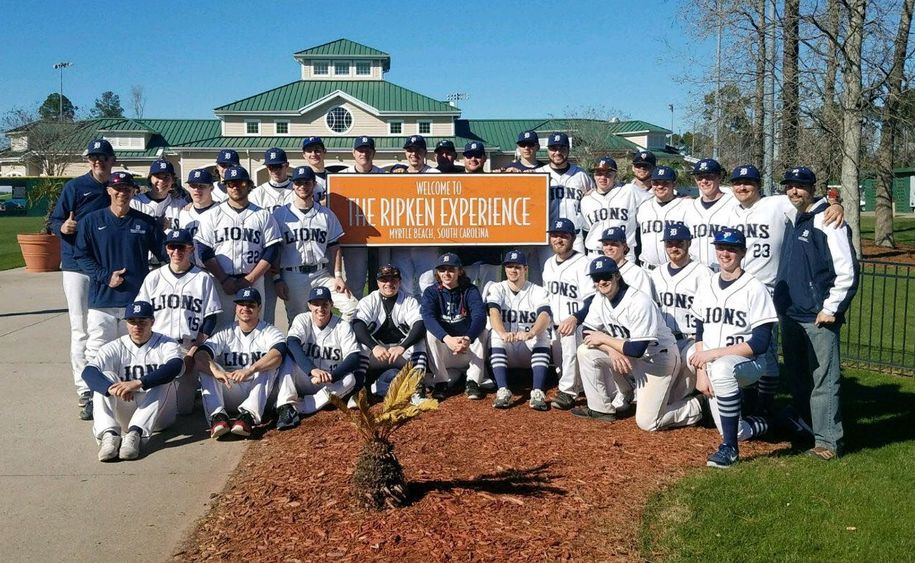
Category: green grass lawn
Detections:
[
  {"x1": 860, "y1": 215, "x2": 915, "y2": 245},
  {"x1": 641, "y1": 368, "x2": 915, "y2": 562},
  {"x1": 0, "y1": 216, "x2": 48, "y2": 270}
]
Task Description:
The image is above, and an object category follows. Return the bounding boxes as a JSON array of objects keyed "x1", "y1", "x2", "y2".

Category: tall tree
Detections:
[
  {"x1": 37, "y1": 93, "x2": 76, "y2": 122},
  {"x1": 839, "y1": 0, "x2": 867, "y2": 254},
  {"x1": 752, "y1": 0, "x2": 767, "y2": 168},
  {"x1": 780, "y1": 0, "x2": 801, "y2": 167},
  {"x1": 130, "y1": 85, "x2": 146, "y2": 119},
  {"x1": 90, "y1": 91, "x2": 124, "y2": 118}
]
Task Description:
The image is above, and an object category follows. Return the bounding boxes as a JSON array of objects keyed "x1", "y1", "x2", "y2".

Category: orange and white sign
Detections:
[{"x1": 327, "y1": 174, "x2": 549, "y2": 246}]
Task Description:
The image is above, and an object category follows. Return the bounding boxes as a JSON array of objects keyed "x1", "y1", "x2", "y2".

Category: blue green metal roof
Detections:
[
  {"x1": 605, "y1": 119, "x2": 670, "y2": 134},
  {"x1": 294, "y1": 39, "x2": 389, "y2": 58}
]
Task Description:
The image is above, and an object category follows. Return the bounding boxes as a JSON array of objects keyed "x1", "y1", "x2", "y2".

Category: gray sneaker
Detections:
[
  {"x1": 529, "y1": 389, "x2": 549, "y2": 411},
  {"x1": 97, "y1": 432, "x2": 121, "y2": 462},
  {"x1": 119, "y1": 430, "x2": 141, "y2": 460},
  {"x1": 79, "y1": 392, "x2": 94, "y2": 421},
  {"x1": 550, "y1": 391, "x2": 576, "y2": 410},
  {"x1": 493, "y1": 387, "x2": 512, "y2": 409}
]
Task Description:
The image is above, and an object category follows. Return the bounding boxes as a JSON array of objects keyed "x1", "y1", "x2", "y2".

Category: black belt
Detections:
[{"x1": 283, "y1": 264, "x2": 321, "y2": 273}]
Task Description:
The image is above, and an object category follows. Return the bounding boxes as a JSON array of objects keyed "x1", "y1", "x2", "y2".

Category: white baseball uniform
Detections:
[
  {"x1": 726, "y1": 195, "x2": 795, "y2": 290},
  {"x1": 533, "y1": 164, "x2": 594, "y2": 271},
  {"x1": 618, "y1": 261, "x2": 657, "y2": 301},
  {"x1": 88, "y1": 332, "x2": 182, "y2": 440},
  {"x1": 542, "y1": 251, "x2": 595, "y2": 396},
  {"x1": 131, "y1": 192, "x2": 188, "y2": 232},
  {"x1": 176, "y1": 203, "x2": 218, "y2": 267},
  {"x1": 580, "y1": 185, "x2": 640, "y2": 259},
  {"x1": 635, "y1": 196, "x2": 690, "y2": 268},
  {"x1": 199, "y1": 320, "x2": 285, "y2": 424},
  {"x1": 486, "y1": 280, "x2": 552, "y2": 368},
  {"x1": 211, "y1": 182, "x2": 229, "y2": 203},
  {"x1": 684, "y1": 192, "x2": 738, "y2": 270},
  {"x1": 621, "y1": 180, "x2": 654, "y2": 206},
  {"x1": 250, "y1": 179, "x2": 294, "y2": 213},
  {"x1": 355, "y1": 289, "x2": 427, "y2": 363},
  {"x1": 278, "y1": 313, "x2": 361, "y2": 415}
]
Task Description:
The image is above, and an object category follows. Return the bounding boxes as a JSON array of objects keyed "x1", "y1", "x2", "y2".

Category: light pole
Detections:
[
  {"x1": 668, "y1": 104, "x2": 675, "y2": 147},
  {"x1": 53, "y1": 62, "x2": 72, "y2": 122}
]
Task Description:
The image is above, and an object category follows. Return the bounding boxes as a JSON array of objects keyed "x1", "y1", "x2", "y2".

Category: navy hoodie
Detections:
[{"x1": 420, "y1": 279, "x2": 486, "y2": 342}]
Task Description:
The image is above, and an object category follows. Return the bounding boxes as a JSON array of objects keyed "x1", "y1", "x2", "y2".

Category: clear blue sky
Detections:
[{"x1": 0, "y1": 0, "x2": 710, "y2": 133}]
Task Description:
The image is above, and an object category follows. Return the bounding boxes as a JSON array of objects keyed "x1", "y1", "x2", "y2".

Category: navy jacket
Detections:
[
  {"x1": 774, "y1": 199, "x2": 859, "y2": 323},
  {"x1": 49, "y1": 173, "x2": 110, "y2": 271},
  {"x1": 421, "y1": 280, "x2": 486, "y2": 342}
]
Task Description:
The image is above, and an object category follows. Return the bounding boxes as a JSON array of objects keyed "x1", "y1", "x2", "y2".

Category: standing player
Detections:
[
  {"x1": 457, "y1": 141, "x2": 502, "y2": 288},
  {"x1": 393, "y1": 135, "x2": 440, "y2": 296},
  {"x1": 250, "y1": 147, "x2": 293, "y2": 212},
  {"x1": 195, "y1": 288, "x2": 286, "y2": 439},
  {"x1": 580, "y1": 157, "x2": 639, "y2": 259},
  {"x1": 434, "y1": 140, "x2": 463, "y2": 173},
  {"x1": 275, "y1": 286, "x2": 363, "y2": 430},
  {"x1": 635, "y1": 165, "x2": 690, "y2": 269},
  {"x1": 339, "y1": 136, "x2": 385, "y2": 300},
  {"x1": 688, "y1": 229, "x2": 778, "y2": 468},
  {"x1": 502, "y1": 130, "x2": 545, "y2": 172},
  {"x1": 135, "y1": 229, "x2": 222, "y2": 415},
  {"x1": 49, "y1": 139, "x2": 115, "y2": 419},
  {"x1": 598, "y1": 227, "x2": 656, "y2": 300},
  {"x1": 301, "y1": 137, "x2": 329, "y2": 202},
  {"x1": 542, "y1": 219, "x2": 596, "y2": 411},
  {"x1": 683, "y1": 159, "x2": 736, "y2": 270},
  {"x1": 577, "y1": 258, "x2": 703, "y2": 430},
  {"x1": 212, "y1": 149, "x2": 240, "y2": 203},
  {"x1": 486, "y1": 250, "x2": 552, "y2": 410},
  {"x1": 272, "y1": 165, "x2": 357, "y2": 322},
  {"x1": 621, "y1": 150, "x2": 656, "y2": 205},
  {"x1": 176, "y1": 168, "x2": 218, "y2": 267},
  {"x1": 194, "y1": 165, "x2": 282, "y2": 329},
  {"x1": 131, "y1": 159, "x2": 188, "y2": 233},
  {"x1": 81, "y1": 301, "x2": 184, "y2": 461}
]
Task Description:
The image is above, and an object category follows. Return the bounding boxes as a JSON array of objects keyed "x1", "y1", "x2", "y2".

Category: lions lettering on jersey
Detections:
[
  {"x1": 585, "y1": 207, "x2": 629, "y2": 224},
  {"x1": 219, "y1": 350, "x2": 266, "y2": 368},
  {"x1": 641, "y1": 219, "x2": 686, "y2": 237},
  {"x1": 121, "y1": 363, "x2": 163, "y2": 381},
  {"x1": 547, "y1": 281, "x2": 579, "y2": 300},
  {"x1": 691, "y1": 222, "x2": 730, "y2": 240},
  {"x1": 283, "y1": 227, "x2": 328, "y2": 244},
  {"x1": 500, "y1": 310, "x2": 538, "y2": 325},
  {"x1": 701, "y1": 307, "x2": 748, "y2": 328},
  {"x1": 148, "y1": 294, "x2": 204, "y2": 314},
  {"x1": 213, "y1": 227, "x2": 263, "y2": 244},
  {"x1": 304, "y1": 343, "x2": 343, "y2": 363}
]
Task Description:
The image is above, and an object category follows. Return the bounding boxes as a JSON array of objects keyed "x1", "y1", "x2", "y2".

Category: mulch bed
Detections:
[
  {"x1": 176, "y1": 394, "x2": 784, "y2": 562},
  {"x1": 861, "y1": 240, "x2": 915, "y2": 264}
]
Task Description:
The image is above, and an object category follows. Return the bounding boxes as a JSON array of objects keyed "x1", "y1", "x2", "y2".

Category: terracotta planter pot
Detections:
[{"x1": 17, "y1": 233, "x2": 61, "y2": 272}]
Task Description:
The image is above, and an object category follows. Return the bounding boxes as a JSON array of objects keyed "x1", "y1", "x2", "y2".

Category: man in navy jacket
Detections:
[{"x1": 774, "y1": 167, "x2": 858, "y2": 460}]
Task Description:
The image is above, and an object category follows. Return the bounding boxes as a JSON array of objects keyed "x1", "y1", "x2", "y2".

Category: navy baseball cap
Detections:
[
  {"x1": 404, "y1": 135, "x2": 427, "y2": 150},
  {"x1": 216, "y1": 150, "x2": 240, "y2": 166},
  {"x1": 291, "y1": 166, "x2": 316, "y2": 182},
  {"x1": 376, "y1": 264, "x2": 401, "y2": 279},
  {"x1": 463, "y1": 141, "x2": 485, "y2": 157},
  {"x1": 302, "y1": 136, "x2": 325, "y2": 150},
  {"x1": 223, "y1": 166, "x2": 251, "y2": 183},
  {"x1": 307, "y1": 286, "x2": 332, "y2": 303},
  {"x1": 651, "y1": 166, "x2": 677, "y2": 182},
  {"x1": 166, "y1": 229, "x2": 194, "y2": 246},
  {"x1": 780, "y1": 166, "x2": 817, "y2": 187},
  {"x1": 546, "y1": 132, "x2": 570, "y2": 148},
  {"x1": 713, "y1": 228, "x2": 746, "y2": 248},
  {"x1": 436, "y1": 252, "x2": 462, "y2": 268},
  {"x1": 692, "y1": 158, "x2": 723, "y2": 176},
  {"x1": 149, "y1": 159, "x2": 175, "y2": 176},
  {"x1": 589, "y1": 257, "x2": 619, "y2": 277},
  {"x1": 662, "y1": 224, "x2": 692, "y2": 242},
  {"x1": 234, "y1": 287, "x2": 262, "y2": 304},
  {"x1": 108, "y1": 171, "x2": 137, "y2": 188},
  {"x1": 517, "y1": 130, "x2": 540, "y2": 146},
  {"x1": 731, "y1": 164, "x2": 762, "y2": 183},
  {"x1": 548, "y1": 218, "x2": 576, "y2": 235},
  {"x1": 264, "y1": 148, "x2": 288, "y2": 165},
  {"x1": 591, "y1": 157, "x2": 618, "y2": 172},
  {"x1": 502, "y1": 249, "x2": 527, "y2": 266},
  {"x1": 186, "y1": 168, "x2": 214, "y2": 185},
  {"x1": 632, "y1": 150, "x2": 657, "y2": 167},
  {"x1": 599, "y1": 226, "x2": 627, "y2": 243},
  {"x1": 353, "y1": 136, "x2": 375, "y2": 150},
  {"x1": 434, "y1": 139, "x2": 456, "y2": 153},
  {"x1": 86, "y1": 139, "x2": 115, "y2": 157},
  {"x1": 124, "y1": 301, "x2": 154, "y2": 320}
]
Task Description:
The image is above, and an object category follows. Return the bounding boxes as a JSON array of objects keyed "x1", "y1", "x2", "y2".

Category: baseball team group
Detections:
[{"x1": 50, "y1": 129, "x2": 859, "y2": 468}]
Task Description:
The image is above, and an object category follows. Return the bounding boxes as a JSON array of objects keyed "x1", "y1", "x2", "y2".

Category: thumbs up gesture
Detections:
[
  {"x1": 61, "y1": 212, "x2": 78, "y2": 235},
  {"x1": 109, "y1": 268, "x2": 127, "y2": 288}
]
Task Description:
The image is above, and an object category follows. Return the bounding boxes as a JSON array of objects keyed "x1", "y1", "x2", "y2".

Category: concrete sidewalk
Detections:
[{"x1": 0, "y1": 268, "x2": 247, "y2": 562}]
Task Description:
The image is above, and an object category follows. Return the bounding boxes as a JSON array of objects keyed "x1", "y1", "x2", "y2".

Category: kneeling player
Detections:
[
  {"x1": 352, "y1": 264, "x2": 427, "y2": 399},
  {"x1": 195, "y1": 288, "x2": 286, "y2": 439},
  {"x1": 688, "y1": 229, "x2": 778, "y2": 468},
  {"x1": 577, "y1": 258, "x2": 703, "y2": 430},
  {"x1": 275, "y1": 286, "x2": 363, "y2": 430},
  {"x1": 486, "y1": 250, "x2": 552, "y2": 410},
  {"x1": 81, "y1": 301, "x2": 184, "y2": 461}
]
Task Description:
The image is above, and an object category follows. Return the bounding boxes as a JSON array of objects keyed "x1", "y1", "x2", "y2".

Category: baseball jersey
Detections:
[
  {"x1": 650, "y1": 260, "x2": 713, "y2": 337},
  {"x1": 272, "y1": 201, "x2": 343, "y2": 269},
  {"x1": 726, "y1": 195, "x2": 795, "y2": 289},
  {"x1": 202, "y1": 321, "x2": 285, "y2": 370},
  {"x1": 355, "y1": 289, "x2": 422, "y2": 336},
  {"x1": 691, "y1": 272, "x2": 777, "y2": 350},
  {"x1": 250, "y1": 179, "x2": 294, "y2": 213},
  {"x1": 535, "y1": 163, "x2": 594, "y2": 229},
  {"x1": 194, "y1": 201, "x2": 282, "y2": 276},
  {"x1": 486, "y1": 280, "x2": 551, "y2": 332},
  {"x1": 211, "y1": 182, "x2": 229, "y2": 203},
  {"x1": 131, "y1": 192, "x2": 189, "y2": 232},
  {"x1": 542, "y1": 252, "x2": 595, "y2": 322},
  {"x1": 684, "y1": 192, "x2": 739, "y2": 269},
  {"x1": 619, "y1": 261, "x2": 657, "y2": 301},
  {"x1": 176, "y1": 203, "x2": 218, "y2": 266},
  {"x1": 621, "y1": 181, "x2": 654, "y2": 206},
  {"x1": 136, "y1": 264, "x2": 222, "y2": 343},
  {"x1": 635, "y1": 197, "x2": 690, "y2": 267},
  {"x1": 90, "y1": 332, "x2": 182, "y2": 383},
  {"x1": 580, "y1": 185, "x2": 640, "y2": 254},
  {"x1": 340, "y1": 165, "x2": 385, "y2": 174},
  {"x1": 288, "y1": 313, "x2": 360, "y2": 372},
  {"x1": 583, "y1": 286, "x2": 676, "y2": 358}
]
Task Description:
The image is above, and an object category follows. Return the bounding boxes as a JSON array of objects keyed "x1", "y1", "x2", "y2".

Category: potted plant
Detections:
[{"x1": 17, "y1": 178, "x2": 63, "y2": 272}]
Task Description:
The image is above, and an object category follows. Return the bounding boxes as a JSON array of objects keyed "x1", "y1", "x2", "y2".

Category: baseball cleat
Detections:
[
  {"x1": 210, "y1": 414, "x2": 231, "y2": 439},
  {"x1": 275, "y1": 404, "x2": 299, "y2": 431},
  {"x1": 230, "y1": 412, "x2": 255, "y2": 438},
  {"x1": 431, "y1": 382, "x2": 448, "y2": 401},
  {"x1": 528, "y1": 389, "x2": 549, "y2": 411},
  {"x1": 550, "y1": 391, "x2": 576, "y2": 410},
  {"x1": 570, "y1": 406, "x2": 619, "y2": 422},
  {"x1": 464, "y1": 380, "x2": 484, "y2": 400},
  {"x1": 493, "y1": 387, "x2": 512, "y2": 409},
  {"x1": 97, "y1": 432, "x2": 121, "y2": 462},
  {"x1": 706, "y1": 444, "x2": 739, "y2": 468},
  {"x1": 119, "y1": 430, "x2": 142, "y2": 460}
]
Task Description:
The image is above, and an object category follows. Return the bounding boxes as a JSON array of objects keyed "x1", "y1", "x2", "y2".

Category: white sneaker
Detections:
[
  {"x1": 97, "y1": 432, "x2": 121, "y2": 462},
  {"x1": 529, "y1": 388, "x2": 549, "y2": 411},
  {"x1": 347, "y1": 395, "x2": 358, "y2": 409},
  {"x1": 119, "y1": 430, "x2": 142, "y2": 460},
  {"x1": 493, "y1": 387, "x2": 512, "y2": 409}
]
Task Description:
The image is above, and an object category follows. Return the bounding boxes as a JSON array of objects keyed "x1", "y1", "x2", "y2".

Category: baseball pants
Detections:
[
  {"x1": 364, "y1": 343, "x2": 428, "y2": 397},
  {"x1": 463, "y1": 263, "x2": 501, "y2": 289},
  {"x1": 551, "y1": 326, "x2": 583, "y2": 396},
  {"x1": 200, "y1": 366, "x2": 276, "y2": 425},
  {"x1": 175, "y1": 342, "x2": 198, "y2": 416},
  {"x1": 281, "y1": 270, "x2": 358, "y2": 321},
  {"x1": 92, "y1": 382, "x2": 177, "y2": 440},
  {"x1": 344, "y1": 247, "x2": 369, "y2": 299},
  {"x1": 62, "y1": 271, "x2": 90, "y2": 397},
  {"x1": 85, "y1": 308, "x2": 127, "y2": 366},
  {"x1": 391, "y1": 247, "x2": 438, "y2": 297},
  {"x1": 491, "y1": 331, "x2": 551, "y2": 390},
  {"x1": 262, "y1": 274, "x2": 280, "y2": 326},
  {"x1": 425, "y1": 331, "x2": 487, "y2": 386},
  {"x1": 687, "y1": 352, "x2": 767, "y2": 440},
  {"x1": 275, "y1": 357, "x2": 356, "y2": 415}
]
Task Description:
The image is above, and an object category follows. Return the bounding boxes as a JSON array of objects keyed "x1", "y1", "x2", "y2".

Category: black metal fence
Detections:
[{"x1": 841, "y1": 260, "x2": 914, "y2": 376}]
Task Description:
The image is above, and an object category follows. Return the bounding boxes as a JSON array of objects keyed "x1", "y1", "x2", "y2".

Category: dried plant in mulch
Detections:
[{"x1": 327, "y1": 364, "x2": 437, "y2": 510}]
